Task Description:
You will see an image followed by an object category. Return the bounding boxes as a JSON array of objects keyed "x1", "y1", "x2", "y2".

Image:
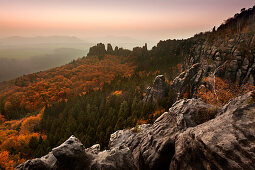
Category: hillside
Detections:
[{"x1": 0, "y1": 6, "x2": 255, "y2": 170}]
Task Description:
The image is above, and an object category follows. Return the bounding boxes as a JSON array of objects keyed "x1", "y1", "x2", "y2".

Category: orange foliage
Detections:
[
  {"x1": 0, "y1": 108, "x2": 46, "y2": 169},
  {"x1": 137, "y1": 119, "x2": 148, "y2": 125},
  {"x1": 0, "y1": 55, "x2": 135, "y2": 112},
  {"x1": 196, "y1": 76, "x2": 255, "y2": 105},
  {"x1": 176, "y1": 64, "x2": 182, "y2": 72},
  {"x1": 112, "y1": 90, "x2": 123, "y2": 96},
  {"x1": 152, "y1": 109, "x2": 165, "y2": 117},
  {"x1": 0, "y1": 114, "x2": 5, "y2": 124},
  {"x1": 0, "y1": 55, "x2": 135, "y2": 168}
]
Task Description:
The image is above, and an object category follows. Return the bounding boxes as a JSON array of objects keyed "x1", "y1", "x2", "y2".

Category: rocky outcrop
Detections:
[
  {"x1": 87, "y1": 43, "x2": 132, "y2": 58},
  {"x1": 109, "y1": 98, "x2": 218, "y2": 170},
  {"x1": 16, "y1": 136, "x2": 135, "y2": 170},
  {"x1": 172, "y1": 63, "x2": 205, "y2": 100},
  {"x1": 143, "y1": 75, "x2": 167, "y2": 103},
  {"x1": 16, "y1": 91, "x2": 255, "y2": 170},
  {"x1": 182, "y1": 33, "x2": 255, "y2": 88},
  {"x1": 87, "y1": 43, "x2": 107, "y2": 57},
  {"x1": 106, "y1": 43, "x2": 113, "y2": 54},
  {"x1": 170, "y1": 92, "x2": 255, "y2": 170},
  {"x1": 16, "y1": 135, "x2": 92, "y2": 170}
]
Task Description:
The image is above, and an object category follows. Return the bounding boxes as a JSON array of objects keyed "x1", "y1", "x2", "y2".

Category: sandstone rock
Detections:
[
  {"x1": 109, "y1": 98, "x2": 217, "y2": 170},
  {"x1": 106, "y1": 44, "x2": 113, "y2": 54},
  {"x1": 85, "y1": 144, "x2": 101, "y2": 154},
  {"x1": 16, "y1": 159, "x2": 51, "y2": 170},
  {"x1": 52, "y1": 135, "x2": 92, "y2": 170},
  {"x1": 143, "y1": 75, "x2": 166, "y2": 103},
  {"x1": 90, "y1": 146, "x2": 136, "y2": 170},
  {"x1": 87, "y1": 43, "x2": 106, "y2": 57},
  {"x1": 170, "y1": 94, "x2": 255, "y2": 170},
  {"x1": 172, "y1": 63, "x2": 204, "y2": 100},
  {"x1": 16, "y1": 135, "x2": 92, "y2": 170}
]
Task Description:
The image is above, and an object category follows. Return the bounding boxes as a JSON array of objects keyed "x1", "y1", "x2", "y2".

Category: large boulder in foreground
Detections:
[
  {"x1": 16, "y1": 135, "x2": 92, "y2": 170},
  {"x1": 16, "y1": 135, "x2": 135, "y2": 170},
  {"x1": 170, "y1": 92, "x2": 255, "y2": 169},
  {"x1": 16, "y1": 92, "x2": 255, "y2": 170}
]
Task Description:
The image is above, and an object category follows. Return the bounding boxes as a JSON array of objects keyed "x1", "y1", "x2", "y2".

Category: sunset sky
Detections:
[{"x1": 0, "y1": 0, "x2": 254, "y2": 43}]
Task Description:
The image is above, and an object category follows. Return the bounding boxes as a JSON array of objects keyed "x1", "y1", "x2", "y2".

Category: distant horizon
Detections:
[{"x1": 1, "y1": 0, "x2": 254, "y2": 45}]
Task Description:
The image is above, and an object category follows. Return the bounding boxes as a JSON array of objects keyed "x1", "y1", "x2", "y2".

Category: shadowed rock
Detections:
[
  {"x1": 143, "y1": 75, "x2": 167, "y2": 103},
  {"x1": 172, "y1": 63, "x2": 204, "y2": 100}
]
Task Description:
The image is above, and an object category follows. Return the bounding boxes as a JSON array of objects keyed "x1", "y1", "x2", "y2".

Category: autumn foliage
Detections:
[
  {"x1": 196, "y1": 76, "x2": 255, "y2": 105},
  {"x1": 0, "y1": 55, "x2": 135, "y2": 168},
  {"x1": 0, "y1": 108, "x2": 45, "y2": 169},
  {"x1": 0, "y1": 55, "x2": 135, "y2": 118}
]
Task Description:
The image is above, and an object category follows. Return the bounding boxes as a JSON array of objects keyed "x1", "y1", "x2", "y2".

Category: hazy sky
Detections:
[{"x1": 0, "y1": 0, "x2": 254, "y2": 42}]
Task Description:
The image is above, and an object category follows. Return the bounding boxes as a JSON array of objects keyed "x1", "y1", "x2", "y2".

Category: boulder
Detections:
[
  {"x1": 16, "y1": 135, "x2": 92, "y2": 170},
  {"x1": 170, "y1": 93, "x2": 255, "y2": 170},
  {"x1": 52, "y1": 135, "x2": 92, "y2": 170}
]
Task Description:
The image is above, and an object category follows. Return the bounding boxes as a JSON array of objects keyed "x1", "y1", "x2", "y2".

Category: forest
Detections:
[{"x1": 0, "y1": 39, "x2": 183, "y2": 169}]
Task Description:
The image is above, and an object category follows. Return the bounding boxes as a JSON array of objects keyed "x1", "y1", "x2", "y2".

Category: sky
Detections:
[{"x1": 0, "y1": 0, "x2": 254, "y2": 43}]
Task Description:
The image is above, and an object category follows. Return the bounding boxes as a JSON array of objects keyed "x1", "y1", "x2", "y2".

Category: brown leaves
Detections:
[{"x1": 196, "y1": 76, "x2": 255, "y2": 105}]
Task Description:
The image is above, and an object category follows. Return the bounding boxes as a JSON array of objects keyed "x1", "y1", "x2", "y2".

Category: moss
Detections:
[{"x1": 132, "y1": 124, "x2": 141, "y2": 133}]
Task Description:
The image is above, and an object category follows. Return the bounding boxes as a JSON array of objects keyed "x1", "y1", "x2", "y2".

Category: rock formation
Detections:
[
  {"x1": 172, "y1": 63, "x2": 205, "y2": 100},
  {"x1": 143, "y1": 75, "x2": 167, "y2": 103},
  {"x1": 106, "y1": 43, "x2": 114, "y2": 54},
  {"x1": 87, "y1": 43, "x2": 132, "y2": 58},
  {"x1": 87, "y1": 43, "x2": 107, "y2": 57},
  {"x1": 16, "y1": 91, "x2": 255, "y2": 170}
]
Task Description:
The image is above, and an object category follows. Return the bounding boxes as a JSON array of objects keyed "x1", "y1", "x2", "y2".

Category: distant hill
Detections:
[
  {"x1": 0, "y1": 36, "x2": 93, "y2": 82},
  {"x1": 0, "y1": 36, "x2": 84, "y2": 46}
]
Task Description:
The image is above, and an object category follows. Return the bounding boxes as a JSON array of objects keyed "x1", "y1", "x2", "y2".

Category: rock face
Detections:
[
  {"x1": 143, "y1": 75, "x2": 167, "y2": 103},
  {"x1": 172, "y1": 63, "x2": 205, "y2": 100},
  {"x1": 170, "y1": 93, "x2": 255, "y2": 170},
  {"x1": 181, "y1": 33, "x2": 255, "y2": 91}
]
